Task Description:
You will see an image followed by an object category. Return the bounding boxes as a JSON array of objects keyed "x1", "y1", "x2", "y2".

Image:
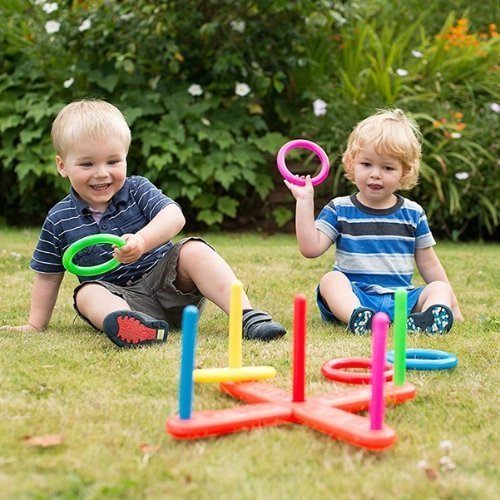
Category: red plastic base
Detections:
[
  {"x1": 166, "y1": 403, "x2": 292, "y2": 439},
  {"x1": 166, "y1": 381, "x2": 416, "y2": 450}
]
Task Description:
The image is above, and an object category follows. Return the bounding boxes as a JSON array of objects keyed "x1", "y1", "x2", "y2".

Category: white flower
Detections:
[
  {"x1": 439, "y1": 456, "x2": 457, "y2": 471},
  {"x1": 416, "y1": 459, "x2": 429, "y2": 470},
  {"x1": 313, "y1": 99, "x2": 327, "y2": 116},
  {"x1": 78, "y1": 19, "x2": 91, "y2": 32},
  {"x1": 43, "y1": 2, "x2": 58, "y2": 14},
  {"x1": 439, "y1": 439, "x2": 453, "y2": 452},
  {"x1": 451, "y1": 132, "x2": 461, "y2": 139},
  {"x1": 230, "y1": 20, "x2": 246, "y2": 33},
  {"x1": 201, "y1": 117, "x2": 211, "y2": 126},
  {"x1": 490, "y1": 103, "x2": 500, "y2": 113},
  {"x1": 411, "y1": 50, "x2": 423, "y2": 58},
  {"x1": 45, "y1": 20, "x2": 61, "y2": 34},
  {"x1": 63, "y1": 77, "x2": 74, "y2": 88},
  {"x1": 235, "y1": 82, "x2": 251, "y2": 97},
  {"x1": 455, "y1": 171, "x2": 469, "y2": 180},
  {"x1": 187, "y1": 84, "x2": 203, "y2": 96},
  {"x1": 396, "y1": 68, "x2": 409, "y2": 76}
]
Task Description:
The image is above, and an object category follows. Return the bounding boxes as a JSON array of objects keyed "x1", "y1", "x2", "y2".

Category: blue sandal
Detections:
[
  {"x1": 407, "y1": 304, "x2": 453, "y2": 334},
  {"x1": 348, "y1": 307, "x2": 375, "y2": 335}
]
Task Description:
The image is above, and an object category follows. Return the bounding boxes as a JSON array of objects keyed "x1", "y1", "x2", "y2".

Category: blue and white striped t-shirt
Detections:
[
  {"x1": 315, "y1": 194, "x2": 435, "y2": 294},
  {"x1": 30, "y1": 176, "x2": 178, "y2": 285}
]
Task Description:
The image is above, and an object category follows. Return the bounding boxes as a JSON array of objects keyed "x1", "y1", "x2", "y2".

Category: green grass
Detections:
[{"x1": 0, "y1": 229, "x2": 499, "y2": 499}]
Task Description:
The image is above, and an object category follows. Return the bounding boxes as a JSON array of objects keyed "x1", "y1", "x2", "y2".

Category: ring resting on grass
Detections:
[
  {"x1": 62, "y1": 234, "x2": 126, "y2": 277},
  {"x1": 386, "y1": 348, "x2": 458, "y2": 371},
  {"x1": 321, "y1": 357, "x2": 394, "y2": 385},
  {"x1": 276, "y1": 139, "x2": 330, "y2": 186}
]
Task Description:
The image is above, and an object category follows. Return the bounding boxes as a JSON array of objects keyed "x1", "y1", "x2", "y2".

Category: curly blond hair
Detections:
[
  {"x1": 51, "y1": 99, "x2": 132, "y2": 158},
  {"x1": 342, "y1": 108, "x2": 422, "y2": 190}
]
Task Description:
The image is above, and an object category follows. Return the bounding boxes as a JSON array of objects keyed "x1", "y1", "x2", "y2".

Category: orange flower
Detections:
[
  {"x1": 456, "y1": 122, "x2": 466, "y2": 131},
  {"x1": 453, "y1": 112, "x2": 463, "y2": 120},
  {"x1": 432, "y1": 121, "x2": 441, "y2": 129}
]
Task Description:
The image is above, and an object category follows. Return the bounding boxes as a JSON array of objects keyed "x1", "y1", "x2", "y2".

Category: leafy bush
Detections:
[
  {"x1": 0, "y1": 0, "x2": 339, "y2": 227},
  {"x1": 0, "y1": 1, "x2": 498, "y2": 239}
]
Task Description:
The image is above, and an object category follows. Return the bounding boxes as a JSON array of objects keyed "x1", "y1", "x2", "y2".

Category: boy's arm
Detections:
[
  {"x1": 415, "y1": 247, "x2": 464, "y2": 321},
  {"x1": 113, "y1": 203, "x2": 186, "y2": 264},
  {"x1": 1, "y1": 272, "x2": 64, "y2": 332},
  {"x1": 285, "y1": 176, "x2": 332, "y2": 258}
]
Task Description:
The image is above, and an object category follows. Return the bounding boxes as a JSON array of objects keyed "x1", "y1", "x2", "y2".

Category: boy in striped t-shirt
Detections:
[
  {"x1": 285, "y1": 109, "x2": 463, "y2": 335},
  {"x1": 1, "y1": 100, "x2": 285, "y2": 346}
]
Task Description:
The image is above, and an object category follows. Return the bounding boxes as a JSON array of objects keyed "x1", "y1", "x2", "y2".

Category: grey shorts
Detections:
[{"x1": 73, "y1": 237, "x2": 212, "y2": 329}]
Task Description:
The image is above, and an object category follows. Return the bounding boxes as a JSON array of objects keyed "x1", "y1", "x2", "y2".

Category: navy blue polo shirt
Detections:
[{"x1": 30, "y1": 176, "x2": 178, "y2": 285}]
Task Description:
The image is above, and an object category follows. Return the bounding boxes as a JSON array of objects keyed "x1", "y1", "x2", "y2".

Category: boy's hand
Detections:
[
  {"x1": 0, "y1": 324, "x2": 38, "y2": 332},
  {"x1": 284, "y1": 175, "x2": 314, "y2": 201},
  {"x1": 113, "y1": 233, "x2": 146, "y2": 263}
]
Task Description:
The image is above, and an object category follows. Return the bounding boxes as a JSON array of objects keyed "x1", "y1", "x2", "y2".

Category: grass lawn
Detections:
[{"x1": 0, "y1": 229, "x2": 499, "y2": 499}]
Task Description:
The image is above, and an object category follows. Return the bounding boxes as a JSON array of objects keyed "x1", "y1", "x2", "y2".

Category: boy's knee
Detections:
[
  {"x1": 320, "y1": 270, "x2": 347, "y2": 287},
  {"x1": 428, "y1": 280, "x2": 452, "y2": 293},
  {"x1": 74, "y1": 282, "x2": 103, "y2": 306},
  {"x1": 179, "y1": 239, "x2": 213, "y2": 263}
]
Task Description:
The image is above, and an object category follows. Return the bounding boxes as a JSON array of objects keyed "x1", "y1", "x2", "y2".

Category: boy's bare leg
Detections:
[
  {"x1": 319, "y1": 271, "x2": 360, "y2": 324},
  {"x1": 75, "y1": 284, "x2": 130, "y2": 330},
  {"x1": 174, "y1": 240, "x2": 252, "y2": 314},
  {"x1": 175, "y1": 240, "x2": 285, "y2": 340},
  {"x1": 412, "y1": 280, "x2": 454, "y2": 313}
]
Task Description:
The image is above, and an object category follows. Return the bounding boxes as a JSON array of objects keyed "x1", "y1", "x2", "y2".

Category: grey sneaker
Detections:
[{"x1": 242, "y1": 309, "x2": 286, "y2": 341}]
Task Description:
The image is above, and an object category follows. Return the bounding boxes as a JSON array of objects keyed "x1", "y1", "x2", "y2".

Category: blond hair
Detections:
[
  {"x1": 342, "y1": 108, "x2": 422, "y2": 190},
  {"x1": 51, "y1": 99, "x2": 132, "y2": 158}
]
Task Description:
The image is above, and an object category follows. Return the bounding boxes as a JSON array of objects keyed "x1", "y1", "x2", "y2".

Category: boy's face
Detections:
[
  {"x1": 56, "y1": 136, "x2": 128, "y2": 212},
  {"x1": 351, "y1": 143, "x2": 404, "y2": 209}
]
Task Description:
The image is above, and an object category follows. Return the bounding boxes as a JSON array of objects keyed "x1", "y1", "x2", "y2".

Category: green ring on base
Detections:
[{"x1": 63, "y1": 234, "x2": 126, "y2": 276}]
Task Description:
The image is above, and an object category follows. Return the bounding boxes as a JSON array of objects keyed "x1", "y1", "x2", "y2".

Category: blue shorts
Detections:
[{"x1": 316, "y1": 283, "x2": 424, "y2": 323}]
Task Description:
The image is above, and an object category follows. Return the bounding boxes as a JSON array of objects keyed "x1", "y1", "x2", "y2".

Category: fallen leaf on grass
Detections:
[
  {"x1": 425, "y1": 467, "x2": 439, "y2": 480},
  {"x1": 23, "y1": 434, "x2": 64, "y2": 448},
  {"x1": 139, "y1": 443, "x2": 160, "y2": 454},
  {"x1": 139, "y1": 443, "x2": 160, "y2": 468}
]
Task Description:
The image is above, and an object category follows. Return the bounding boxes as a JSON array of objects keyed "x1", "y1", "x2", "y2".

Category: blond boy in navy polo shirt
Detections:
[{"x1": 1, "y1": 100, "x2": 285, "y2": 347}]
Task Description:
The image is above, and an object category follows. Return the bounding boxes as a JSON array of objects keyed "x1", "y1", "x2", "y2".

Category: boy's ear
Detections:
[{"x1": 55, "y1": 155, "x2": 67, "y2": 177}]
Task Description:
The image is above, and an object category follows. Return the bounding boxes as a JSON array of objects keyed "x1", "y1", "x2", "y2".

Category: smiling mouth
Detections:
[{"x1": 91, "y1": 184, "x2": 111, "y2": 191}]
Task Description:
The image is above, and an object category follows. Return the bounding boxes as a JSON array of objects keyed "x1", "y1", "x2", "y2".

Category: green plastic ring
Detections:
[{"x1": 62, "y1": 234, "x2": 126, "y2": 276}]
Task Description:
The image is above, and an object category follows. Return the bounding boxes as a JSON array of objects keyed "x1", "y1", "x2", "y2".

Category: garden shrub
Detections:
[
  {"x1": 1, "y1": 0, "x2": 340, "y2": 227},
  {"x1": 0, "y1": 1, "x2": 498, "y2": 239}
]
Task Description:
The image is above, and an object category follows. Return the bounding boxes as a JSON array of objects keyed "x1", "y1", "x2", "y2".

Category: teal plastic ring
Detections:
[
  {"x1": 62, "y1": 234, "x2": 125, "y2": 276},
  {"x1": 387, "y1": 348, "x2": 458, "y2": 371}
]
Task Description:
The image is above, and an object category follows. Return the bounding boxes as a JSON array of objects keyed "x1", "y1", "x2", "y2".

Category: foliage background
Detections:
[{"x1": 0, "y1": 0, "x2": 499, "y2": 239}]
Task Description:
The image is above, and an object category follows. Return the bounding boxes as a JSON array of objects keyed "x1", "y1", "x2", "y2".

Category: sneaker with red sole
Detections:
[{"x1": 103, "y1": 310, "x2": 169, "y2": 348}]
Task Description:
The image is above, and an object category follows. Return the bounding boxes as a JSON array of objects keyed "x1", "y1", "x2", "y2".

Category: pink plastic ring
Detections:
[
  {"x1": 276, "y1": 139, "x2": 330, "y2": 186},
  {"x1": 321, "y1": 357, "x2": 394, "y2": 385}
]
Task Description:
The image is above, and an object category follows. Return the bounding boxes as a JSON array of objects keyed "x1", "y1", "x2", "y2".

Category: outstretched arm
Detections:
[
  {"x1": 113, "y1": 203, "x2": 186, "y2": 264},
  {"x1": 1, "y1": 272, "x2": 64, "y2": 332},
  {"x1": 415, "y1": 246, "x2": 464, "y2": 321},
  {"x1": 284, "y1": 176, "x2": 332, "y2": 258}
]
